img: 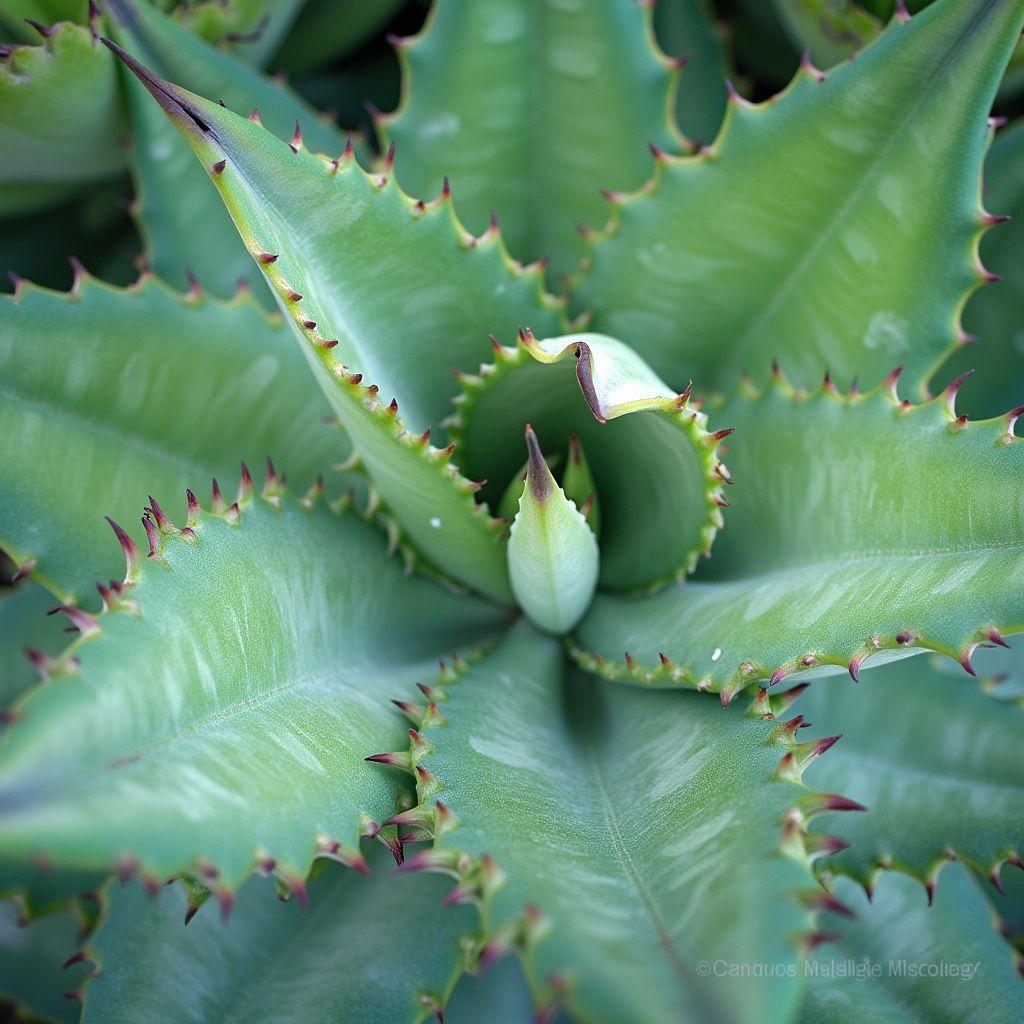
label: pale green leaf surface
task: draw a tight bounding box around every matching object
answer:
[383,0,680,277]
[109,53,565,598]
[798,655,1024,888]
[410,621,822,1024]
[82,845,476,1024]
[654,0,729,144]
[0,583,65,708]
[0,23,125,189]
[0,276,348,602]
[770,0,882,67]
[106,0,351,301]
[507,426,599,635]
[446,957,535,1024]
[171,0,307,66]
[0,489,508,891]
[577,0,1024,396]
[449,333,730,592]
[798,867,1024,1024]
[0,1,88,42]
[575,376,1024,699]
[0,899,86,1023]
[934,118,1024,418]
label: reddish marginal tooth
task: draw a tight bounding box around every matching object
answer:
[848,659,861,683]
[710,427,735,442]
[248,107,263,125]
[714,496,731,508]
[624,652,635,670]
[769,666,788,687]
[105,516,139,572]
[803,931,841,952]
[825,794,867,813]
[384,141,396,169]
[813,735,842,757]
[186,489,201,523]
[265,456,279,483]
[988,628,1011,648]
[414,199,426,212]
[257,252,278,264]
[25,18,53,37]
[441,176,451,199]
[289,121,303,153]
[894,0,910,21]
[815,893,855,918]
[387,399,399,415]
[895,631,913,645]
[211,478,226,513]
[141,515,161,557]
[147,495,172,532]
[659,652,672,668]
[212,159,226,175]
[959,651,977,677]
[648,141,667,160]
[302,320,317,330]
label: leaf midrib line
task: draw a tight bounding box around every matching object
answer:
[722,0,1002,374]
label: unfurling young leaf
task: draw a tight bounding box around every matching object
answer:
[507,425,599,635]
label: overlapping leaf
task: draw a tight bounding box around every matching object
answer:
[576,0,1024,395]
[797,654,1023,896]
[0,21,125,213]
[574,371,1024,701]
[368,622,857,1024]
[81,845,476,1024]
[0,486,508,900]
[448,331,732,591]
[800,866,1024,1023]
[936,118,1024,418]
[382,0,682,277]
[0,274,346,601]
[653,0,729,144]
[105,0,352,300]
[0,898,87,1022]
[110,50,566,597]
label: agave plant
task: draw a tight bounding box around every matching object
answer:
[1,0,1023,1021]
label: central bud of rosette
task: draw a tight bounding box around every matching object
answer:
[506,424,601,634]
[450,331,732,636]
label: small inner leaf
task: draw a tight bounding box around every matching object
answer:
[507,426,599,636]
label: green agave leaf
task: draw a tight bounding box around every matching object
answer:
[0,21,125,203]
[573,370,1024,702]
[770,0,883,67]
[934,118,1024,419]
[0,273,348,603]
[448,331,732,592]
[369,621,859,1024]
[170,0,306,66]
[0,1,88,43]
[381,0,682,277]
[576,0,1024,396]
[0,487,507,900]
[108,49,567,600]
[799,866,1024,1023]
[0,898,88,1022]
[445,957,535,1024]
[81,845,476,1024]
[654,0,729,145]
[988,865,1024,952]
[507,425,599,635]
[795,654,1023,898]
[105,0,352,301]
[0,583,66,709]
[272,0,407,77]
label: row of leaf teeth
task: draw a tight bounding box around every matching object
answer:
[5,465,445,919]
[444,326,735,586]
[362,666,865,1016]
[571,360,1024,702]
